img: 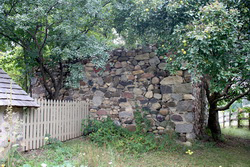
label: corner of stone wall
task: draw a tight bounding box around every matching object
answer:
[0,107,24,160]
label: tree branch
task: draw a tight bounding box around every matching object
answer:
[0,31,25,48]
[216,88,250,111]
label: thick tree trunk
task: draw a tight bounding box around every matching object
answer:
[208,104,221,141]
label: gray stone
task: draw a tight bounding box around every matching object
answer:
[149,56,160,66]
[171,115,183,122]
[149,52,156,58]
[133,88,143,95]
[173,83,192,94]
[120,75,127,81]
[148,85,154,91]
[167,101,176,107]
[146,66,157,73]
[160,76,183,85]
[142,45,151,53]
[118,56,129,61]
[151,103,161,111]
[158,63,167,70]
[153,89,161,94]
[162,94,171,102]
[135,53,150,60]
[186,133,196,141]
[185,112,194,122]
[149,98,158,103]
[114,120,121,126]
[97,78,104,85]
[113,76,120,86]
[154,93,162,99]
[120,81,133,87]
[93,90,104,107]
[160,85,172,94]
[116,69,123,75]
[119,111,134,119]
[145,91,153,98]
[93,96,103,107]
[175,123,193,133]
[159,121,167,127]
[176,100,193,112]
[152,77,160,84]
[138,61,145,66]
[171,94,183,101]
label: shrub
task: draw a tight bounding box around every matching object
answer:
[82,117,180,154]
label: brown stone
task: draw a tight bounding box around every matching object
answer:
[133,70,144,75]
[160,76,183,85]
[127,75,135,80]
[141,73,154,79]
[115,61,122,68]
[97,110,107,116]
[80,81,86,86]
[123,92,134,99]
[125,125,136,132]
[159,109,169,116]
[152,77,160,84]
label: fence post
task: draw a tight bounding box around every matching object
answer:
[248,112,250,131]
[229,110,231,127]
[222,112,225,128]
[237,110,241,128]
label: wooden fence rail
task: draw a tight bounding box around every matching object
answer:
[22,99,89,151]
[219,110,250,130]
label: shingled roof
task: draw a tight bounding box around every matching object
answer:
[0,68,39,107]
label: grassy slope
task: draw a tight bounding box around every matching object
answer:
[20,132,250,167]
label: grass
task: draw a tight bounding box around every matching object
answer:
[5,127,250,167]
[222,127,250,139]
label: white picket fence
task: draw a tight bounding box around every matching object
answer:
[22,99,89,151]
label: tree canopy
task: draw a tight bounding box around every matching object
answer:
[0,0,116,99]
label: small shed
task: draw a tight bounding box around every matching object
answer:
[0,68,39,160]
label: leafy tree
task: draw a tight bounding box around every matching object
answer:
[163,1,250,140]
[0,0,114,99]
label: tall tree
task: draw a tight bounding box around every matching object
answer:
[162,1,250,140]
[0,0,113,99]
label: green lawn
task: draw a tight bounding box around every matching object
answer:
[16,136,250,167]
[4,128,250,167]
[222,127,250,139]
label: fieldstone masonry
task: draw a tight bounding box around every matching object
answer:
[32,46,197,141]
[0,107,23,159]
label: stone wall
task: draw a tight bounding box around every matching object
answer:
[32,46,197,141]
[0,107,23,160]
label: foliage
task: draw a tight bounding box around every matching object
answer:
[111,0,209,47]
[164,1,249,92]
[82,117,181,154]
[134,106,151,133]
[0,0,116,99]
[0,48,27,90]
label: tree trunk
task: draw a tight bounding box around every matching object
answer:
[208,104,221,141]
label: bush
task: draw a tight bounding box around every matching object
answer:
[82,117,180,154]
